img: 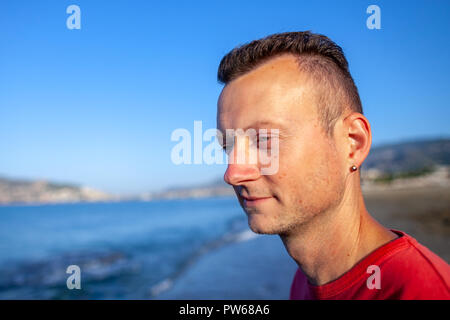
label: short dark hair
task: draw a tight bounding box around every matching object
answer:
[217,31,363,135]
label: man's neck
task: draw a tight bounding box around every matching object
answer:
[280,187,398,286]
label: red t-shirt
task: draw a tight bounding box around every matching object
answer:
[290,229,450,300]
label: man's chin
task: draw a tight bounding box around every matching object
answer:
[247,217,280,235]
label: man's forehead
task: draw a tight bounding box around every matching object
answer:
[217,99,297,138]
[217,68,314,132]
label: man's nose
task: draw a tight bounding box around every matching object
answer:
[224,163,260,186]
[223,137,260,186]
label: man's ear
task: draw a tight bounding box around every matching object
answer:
[343,112,372,170]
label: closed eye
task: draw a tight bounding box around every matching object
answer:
[257,135,271,149]
[221,143,233,155]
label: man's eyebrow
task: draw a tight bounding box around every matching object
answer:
[243,120,288,131]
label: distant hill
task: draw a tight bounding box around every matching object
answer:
[0,177,112,205]
[363,138,450,173]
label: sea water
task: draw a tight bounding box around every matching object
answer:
[0,197,256,299]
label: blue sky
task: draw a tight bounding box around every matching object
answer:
[1,0,449,194]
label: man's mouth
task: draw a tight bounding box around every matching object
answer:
[241,195,273,207]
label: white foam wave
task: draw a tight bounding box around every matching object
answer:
[233,229,259,243]
[150,278,173,297]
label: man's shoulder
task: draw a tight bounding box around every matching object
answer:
[378,230,450,298]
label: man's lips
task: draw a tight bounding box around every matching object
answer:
[241,195,273,206]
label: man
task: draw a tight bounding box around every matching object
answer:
[216,31,449,299]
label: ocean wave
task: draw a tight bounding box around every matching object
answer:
[0,250,139,298]
[149,227,260,298]
[231,229,259,243]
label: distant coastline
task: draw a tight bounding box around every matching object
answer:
[1,137,449,205]
[0,178,113,206]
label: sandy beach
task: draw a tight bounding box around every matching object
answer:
[364,185,450,262]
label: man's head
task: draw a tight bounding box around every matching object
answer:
[216,31,372,235]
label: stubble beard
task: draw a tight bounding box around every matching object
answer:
[245,185,346,236]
